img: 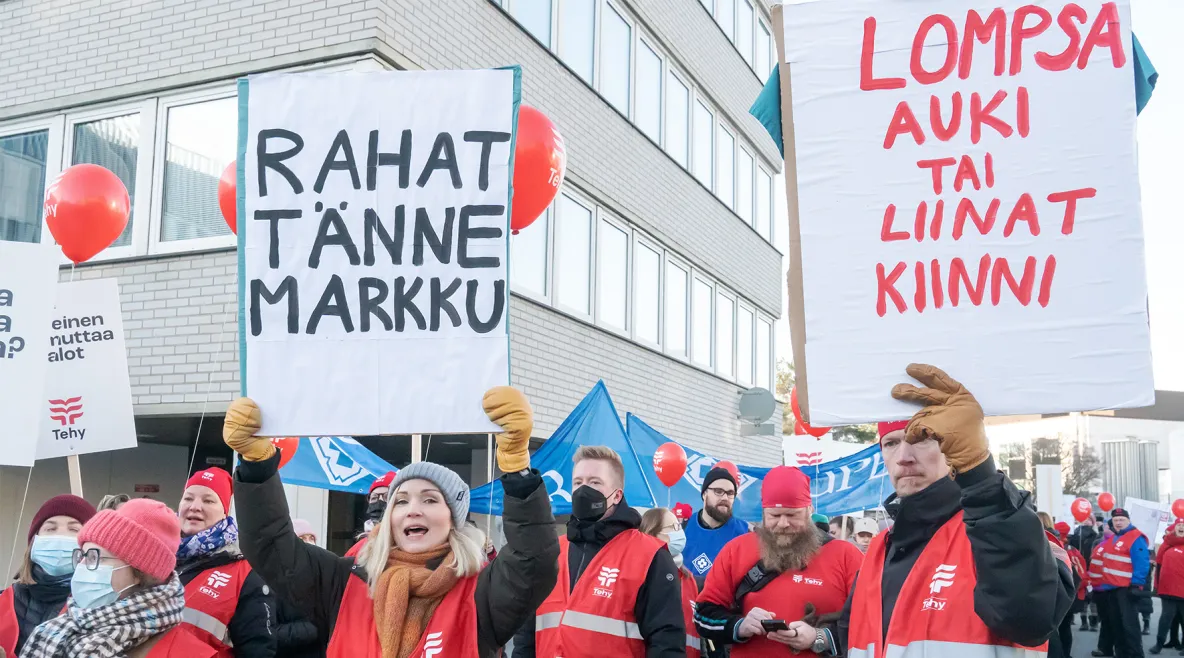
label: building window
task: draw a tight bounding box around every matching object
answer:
[738,1,755,66]
[0,130,49,244]
[512,0,553,47]
[665,261,688,357]
[600,4,632,116]
[665,72,690,167]
[510,207,549,297]
[737,147,753,227]
[72,114,140,248]
[757,317,771,390]
[636,39,663,144]
[691,276,713,368]
[756,167,771,240]
[692,100,714,189]
[737,305,753,386]
[716,0,735,41]
[700,0,714,13]
[159,97,235,242]
[597,217,629,331]
[555,194,593,315]
[558,0,596,83]
[757,20,772,81]
[772,171,785,248]
[634,241,661,345]
[716,125,735,210]
[716,292,734,378]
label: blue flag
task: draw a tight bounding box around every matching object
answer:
[277,436,398,494]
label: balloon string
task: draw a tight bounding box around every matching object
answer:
[6,466,34,579]
[185,306,236,480]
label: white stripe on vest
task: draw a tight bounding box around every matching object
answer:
[182,607,233,646]
[535,610,643,640]
[850,640,1046,658]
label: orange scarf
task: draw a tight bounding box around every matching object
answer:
[372,544,459,658]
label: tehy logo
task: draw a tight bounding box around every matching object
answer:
[201,471,217,483]
[793,574,803,583]
[796,451,824,467]
[207,571,231,589]
[423,631,443,658]
[49,397,83,426]
[792,573,823,586]
[598,566,620,588]
[921,596,947,612]
[929,564,956,594]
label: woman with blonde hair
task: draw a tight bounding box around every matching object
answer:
[640,507,701,657]
[223,386,559,657]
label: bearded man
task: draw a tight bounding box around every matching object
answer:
[694,466,862,657]
[684,466,752,590]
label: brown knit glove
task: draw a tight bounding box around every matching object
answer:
[483,386,533,473]
[890,364,989,475]
[223,397,275,462]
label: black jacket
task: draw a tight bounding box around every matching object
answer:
[835,458,1074,653]
[512,500,686,658]
[175,548,277,658]
[276,595,323,658]
[1070,524,1101,565]
[5,566,70,655]
[234,451,559,658]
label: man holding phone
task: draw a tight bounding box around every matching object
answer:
[694,466,862,656]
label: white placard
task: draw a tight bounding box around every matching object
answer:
[0,242,60,466]
[1123,496,1171,539]
[1034,464,1063,518]
[781,0,1152,424]
[37,279,137,459]
[241,69,518,436]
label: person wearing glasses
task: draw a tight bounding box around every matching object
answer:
[0,495,95,657]
[684,466,751,591]
[20,499,216,657]
[641,507,701,658]
[345,471,396,558]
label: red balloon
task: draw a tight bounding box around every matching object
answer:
[1172,499,1184,520]
[270,437,300,469]
[653,442,688,488]
[1098,492,1115,512]
[793,420,808,436]
[218,161,237,234]
[511,105,566,234]
[44,164,130,264]
[1071,497,1092,522]
[790,386,831,438]
[714,460,741,483]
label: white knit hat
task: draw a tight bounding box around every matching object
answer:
[391,462,470,528]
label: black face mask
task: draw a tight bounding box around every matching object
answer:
[572,485,614,522]
[365,500,386,522]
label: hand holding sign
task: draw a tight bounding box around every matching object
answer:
[44,164,130,264]
[224,397,274,462]
[482,386,533,473]
[891,364,989,475]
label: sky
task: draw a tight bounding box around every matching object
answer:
[774,0,1184,393]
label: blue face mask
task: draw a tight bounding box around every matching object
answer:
[31,535,77,577]
[667,528,687,558]
[71,564,132,609]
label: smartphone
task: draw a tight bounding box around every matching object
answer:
[761,619,790,633]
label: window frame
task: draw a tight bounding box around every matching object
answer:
[507,0,555,48]
[736,145,754,227]
[664,66,692,169]
[757,18,773,81]
[735,302,755,387]
[634,34,665,147]
[738,0,755,67]
[631,230,664,350]
[715,123,736,210]
[0,115,65,249]
[663,256,691,362]
[690,272,715,371]
[552,190,596,321]
[598,0,634,119]
[756,314,774,391]
[715,0,736,43]
[556,0,597,84]
[594,208,632,337]
[714,286,737,380]
[756,165,772,241]
[691,96,715,191]
[509,204,554,304]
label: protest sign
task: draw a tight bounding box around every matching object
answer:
[240,69,519,436]
[775,0,1153,425]
[1124,496,1172,539]
[0,242,59,466]
[37,278,136,460]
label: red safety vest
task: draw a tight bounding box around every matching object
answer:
[679,569,701,658]
[1101,528,1145,588]
[848,511,1048,658]
[140,626,221,658]
[325,569,480,657]
[1067,547,1088,601]
[346,537,368,558]
[1088,543,1106,589]
[179,560,253,656]
[0,587,17,658]
[1158,544,1184,599]
[535,531,663,658]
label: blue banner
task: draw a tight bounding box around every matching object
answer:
[278,436,397,494]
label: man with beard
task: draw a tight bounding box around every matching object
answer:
[684,466,753,589]
[694,466,862,656]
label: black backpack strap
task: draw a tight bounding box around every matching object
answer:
[732,562,780,611]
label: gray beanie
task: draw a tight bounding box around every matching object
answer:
[391,462,470,528]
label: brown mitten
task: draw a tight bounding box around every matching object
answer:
[223,397,275,462]
[890,364,989,474]
[482,387,533,473]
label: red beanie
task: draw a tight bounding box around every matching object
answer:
[185,468,233,513]
[370,471,396,495]
[762,466,812,509]
[78,499,180,582]
[28,494,97,544]
[1054,521,1071,540]
[672,503,693,523]
[878,421,909,440]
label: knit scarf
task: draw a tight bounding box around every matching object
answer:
[21,573,186,658]
[372,545,459,658]
[177,516,239,560]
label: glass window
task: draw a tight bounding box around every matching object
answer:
[700,0,714,12]
[72,114,140,248]
[0,130,49,244]
[160,97,236,242]
[665,73,690,167]
[691,277,712,367]
[757,318,771,390]
[716,0,735,41]
[757,20,772,80]
[738,1,754,65]
[737,306,753,386]
[636,40,663,144]
[555,194,592,314]
[773,172,786,249]
[634,243,660,345]
[600,5,632,115]
[756,167,771,240]
[597,219,629,331]
[510,207,549,296]
[692,100,713,188]
[737,148,753,226]
[558,0,596,83]
[716,293,734,377]
[716,126,734,209]
[513,0,552,47]
[665,262,688,357]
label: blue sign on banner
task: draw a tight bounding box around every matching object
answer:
[277,436,398,495]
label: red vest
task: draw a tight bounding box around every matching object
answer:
[143,626,221,658]
[1101,528,1145,588]
[848,511,1048,658]
[535,531,663,658]
[180,561,253,657]
[679,570,701,658]
[1067,547,1088,600]
[1158,544,1184,599]
[0,587,17,658]
[1088,543,1106,589]
[346,537,368,558]
[326,570,481,658]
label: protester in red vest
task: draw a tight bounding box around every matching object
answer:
[695,466,861,656]
[641,507,700,657]
[346,472,398,559]
[175,467,276,657]
[1151,520,1184,654]
[224,387,559,658]
[21,499,217,657]
[833,364,1073,658]
[1096,507,1149,658]
[0,494,95,657]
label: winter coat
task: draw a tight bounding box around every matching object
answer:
[5,566,70,655]
[275,595,324,658]
[511,499,686,658]
[1070,524,1101,566]
[175,547,277,658]
[233,451,559,658]
[834,457,1075,652]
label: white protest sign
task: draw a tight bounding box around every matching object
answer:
[779,0,1152,425]
[241,69,518,436]
[0,242,59,466]
[1124,496,1172,539]
[37,278,136,459]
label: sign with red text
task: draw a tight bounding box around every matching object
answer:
[778,0,1152,425]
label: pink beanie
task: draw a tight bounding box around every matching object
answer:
[77,499,180,582]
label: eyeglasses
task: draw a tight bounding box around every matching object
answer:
[707,487,736,499]
[661,522,680,533]
[370,491,389,503]
[71,548,121,571]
